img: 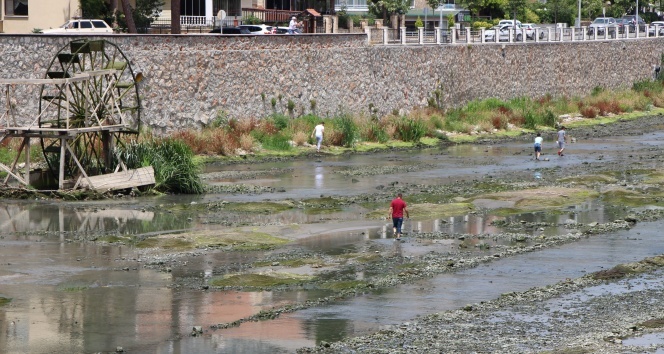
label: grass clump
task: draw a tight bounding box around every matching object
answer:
[119,138,204,194]
[0,297,11,306]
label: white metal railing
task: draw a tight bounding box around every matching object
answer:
[368,25,663,45]
[180,15,213,26]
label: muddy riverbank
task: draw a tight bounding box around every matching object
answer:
[3,115,664,353]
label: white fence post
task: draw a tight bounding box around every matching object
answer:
[571,27,575,42]
[548,27,552,42]
[401,27,407,45]
[480,28,485,43]
[466,28,471,43]
[383,27,389,45]
[451,27,456,43]
[365,26,372,44]
[582,26,586,41]
[435,26,441,44]
[418,27,424,44]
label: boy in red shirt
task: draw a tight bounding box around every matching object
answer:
[388,193,409,240]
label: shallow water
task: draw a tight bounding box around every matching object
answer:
[1,131,664,353]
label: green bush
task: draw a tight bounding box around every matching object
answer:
[472,21,493,30]
[260,133,292,151]
[244,15,262,25]
[270,113,290,130]
[396,117,426,142]
[633,79,663,93]
[523,111,537,129]
[120,138,204,194]
[334,113,358,147]
[543,109,556,127]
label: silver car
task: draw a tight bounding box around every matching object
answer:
[587,17,617,36]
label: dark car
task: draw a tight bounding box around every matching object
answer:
[621,15,646,32]
[209,27,250,34]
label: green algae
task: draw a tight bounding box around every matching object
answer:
[209,272,313,288]
[136,230,288,251]
[559,174,618,185]
[223,201,294,214]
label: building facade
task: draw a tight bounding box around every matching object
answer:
[2,0,79,33]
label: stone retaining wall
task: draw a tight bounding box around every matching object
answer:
[0,34,662,134]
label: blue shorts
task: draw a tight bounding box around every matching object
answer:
[534,144,541,152]
[392,217,404,234]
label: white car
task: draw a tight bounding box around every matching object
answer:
[648,21,664,36]
[237,24,273,35]
[521,23,536,39]
[484,24,525,42]
[41,19,113,34]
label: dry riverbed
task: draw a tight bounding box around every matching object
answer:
[108,115,664,352]
[4,115,664,352]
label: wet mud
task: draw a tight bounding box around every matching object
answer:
[3,116,664,353]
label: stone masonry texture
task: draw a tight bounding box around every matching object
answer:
[0,34,662,134]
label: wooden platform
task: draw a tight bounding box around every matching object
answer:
[76,166,155,191]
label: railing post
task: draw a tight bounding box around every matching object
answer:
[401,27,407,44]
[466,27,471,43]
[383,26,389,45]
[535,28,539,43]
[509,28,513,43]
[365,26,372,44]
[548,27,552,42]
[435,27,441,44]
[451,27,456,43]
[635,23,640,38]
[570,27,575,42]
[625,25,629,39]
[480,28,485,43]
[656,25,660,38]
[418,27,424,44]
[582,26,586,41]
[522,28,526,42]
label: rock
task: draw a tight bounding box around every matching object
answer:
[588,222,599,227]
[191,326,203,336]
[624,215,637,223]
[271,262,280,266]
[116,347,124,353]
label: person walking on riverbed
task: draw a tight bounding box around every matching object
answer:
[311,122,324,153]
[534,132,543,161]
[557,126,567,156]
[388,193,409,240]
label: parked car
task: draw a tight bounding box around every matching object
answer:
[521,23,536,39]
[648,21,664,36]
[237,24,273,34]
[484,24,525,42]
[621,15,646,31]
[41,19,113,34]
[209,27,250,34]
[616,18,631,34]
[498,19,522,27]
[587,17,617,36]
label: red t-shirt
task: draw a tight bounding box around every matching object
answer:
[390,198,407,218]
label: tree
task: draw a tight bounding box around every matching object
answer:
[171,0,181,34]
[80,0,106,18]
[120,0,137,33]
[133,0,165,32]
[367,0,411,27]
[505,0,526,21]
